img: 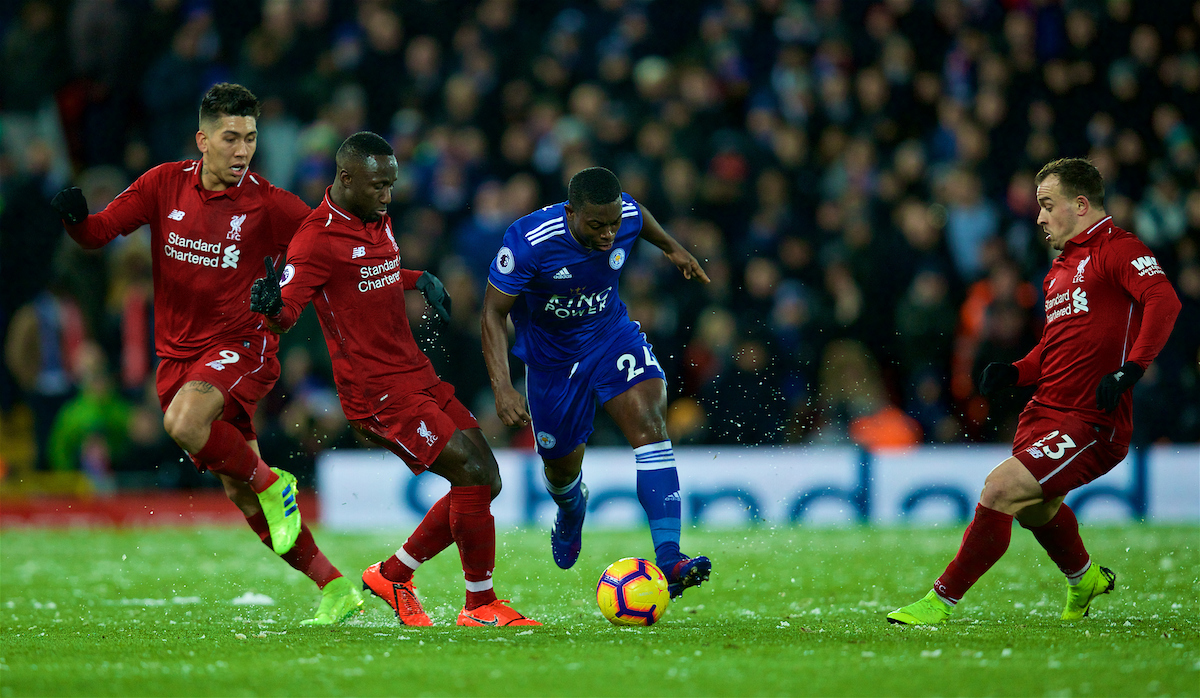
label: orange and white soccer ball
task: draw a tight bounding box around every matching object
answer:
[596,557,669,626]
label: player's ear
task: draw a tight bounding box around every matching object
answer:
[195,129,208,154]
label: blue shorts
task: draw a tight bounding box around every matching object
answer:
[526,326,665,460]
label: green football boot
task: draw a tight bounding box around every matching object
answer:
[258,467,301,554]
[1062,564,1116,620]
[887,589,955,626]
[300,576,365,626]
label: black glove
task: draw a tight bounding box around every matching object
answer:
[978,362,1019,397]
[415,271,452,324]
[51,187,88,224]
[1096,361,1144,412]
[250,257,283,317]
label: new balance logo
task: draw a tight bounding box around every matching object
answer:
[221,244,240,269]
[168,209,186,221]
[352,246,366,259]
[1131,255,1164,277]
[553,267,572,280]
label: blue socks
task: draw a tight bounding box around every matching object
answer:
[634,440,682,565]
[546,472,585,515]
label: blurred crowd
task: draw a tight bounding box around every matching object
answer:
[2,0,1198,489]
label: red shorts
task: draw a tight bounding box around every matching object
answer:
[350,380,478,474]
[1012,403,1129,500]
[156,342,280,441]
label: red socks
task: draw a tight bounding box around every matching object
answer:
[1022,504,1090,578]
[934,503,1014,604]
[450,485,497,610]
[246,513,341,588]
[381,495,455,583]
[193,421,277,493]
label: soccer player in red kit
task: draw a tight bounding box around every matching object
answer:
[250,131,540,627]
[50,83,364,626]
[888,158,1181,626]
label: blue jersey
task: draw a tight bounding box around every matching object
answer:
[488,193,644,370]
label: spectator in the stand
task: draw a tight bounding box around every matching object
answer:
[698,334,788,445]
[46,342,129,485]
[7,0,1199,453]
[5,276,87,470]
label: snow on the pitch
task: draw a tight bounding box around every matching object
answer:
[230,592,275,605]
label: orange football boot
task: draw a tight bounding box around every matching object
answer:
[361,562,433,626]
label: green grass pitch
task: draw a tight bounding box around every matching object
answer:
[1,524,1196,696]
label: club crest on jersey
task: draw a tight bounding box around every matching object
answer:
[1073,255,1091,283]
[496,246,515,274]
[168,209,186,221]
[227,214,246,241]
[280,264,295,286]
[536,431,557,449]
[384,224,398,252]
[417,420,438,447]
[608,248,626,270]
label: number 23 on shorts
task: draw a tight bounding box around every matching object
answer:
[1029,429,1076,459]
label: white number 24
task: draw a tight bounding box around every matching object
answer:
[616,347,660,382]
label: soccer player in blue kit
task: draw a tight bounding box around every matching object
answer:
[481,167,713,599]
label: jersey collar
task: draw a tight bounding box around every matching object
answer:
[322,186,364,229]
[191,159,247,200]
[1066,215,1112,248]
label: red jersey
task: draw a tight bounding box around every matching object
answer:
[65,161,310,360]
[273,188,439,420]
[1013,216,1181,445]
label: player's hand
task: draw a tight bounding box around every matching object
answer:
[51,187,88,224]
[665,247,711,283]
[494,384,531,428]
[1095,361,1144,412]
[250,257,284,317]
[416,271,452,324]
[978,362,1018,397]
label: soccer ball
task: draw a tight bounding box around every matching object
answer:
[596,557,669,626]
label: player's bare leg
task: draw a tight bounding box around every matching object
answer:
[543,445,589,569]
[891,458,1050,625]
[605,378,710,599]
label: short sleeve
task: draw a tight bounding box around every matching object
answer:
[487,224,537,296]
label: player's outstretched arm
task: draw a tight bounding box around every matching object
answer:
[481,283,531,427]
[637,204,710,283]
[250,257,286,334]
